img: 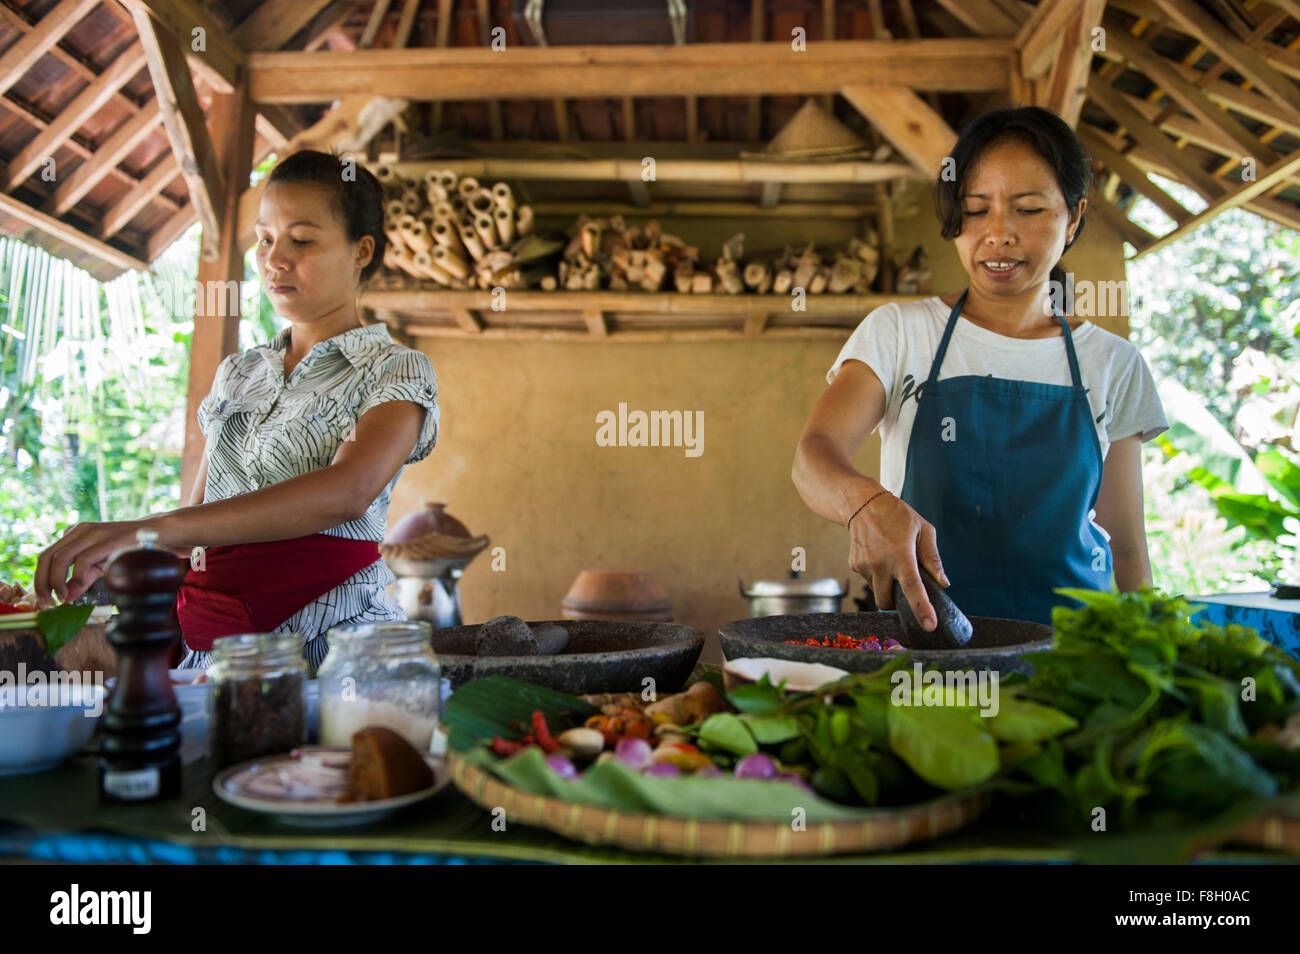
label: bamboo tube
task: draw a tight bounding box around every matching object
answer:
[743,261,771,290]
[404,220,433,254]
[384,226,408,256]
[456,176,481,199]
[426,183,448,206]
[451,194,467,212]
[402,189,422,214]
[413,251,457,285]
[773,268,794,294]
[475,214,499,251]
[691,272,713,293]
[492,182,516,212]
[580,222,601,259]
[433,201,456,221]
[432,244,470,279]
[396,213,417,234]
[516,204,534,236]
[468,188,494,216]
[459,224,486,261]
[431,218,466,254]
[494,206,516,245]
[386,199,406,222]
[386,245,430,280]
[435,169,458,191]
[418,211,436,230]
[540,276,558,291]
[809,266,829,294]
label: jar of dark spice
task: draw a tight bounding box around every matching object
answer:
[208,633,306,768]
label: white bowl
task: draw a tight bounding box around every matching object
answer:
[0,682,105,776]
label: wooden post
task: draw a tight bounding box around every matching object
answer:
[180,78,255,502]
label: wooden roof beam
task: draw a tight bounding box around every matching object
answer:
[247,40,1015,103]
[934,0,1020,36]
[1086,74,1227,200]
[0,190,149,272]
[1148,0,1300,120]
[117,0,243,93]
[1038,0,1105,126]
[1136,146,1300,257]
[128,4,225,260]
[45,102,163,214]
[0,0,101,98]
[1103,17,1276,163]
[1085,129,1300,234]
[233,0,339,51]
[1077,124,1194,225]
[1089,192,1158,250]
[841,85,957,178]
[1016,0,1088,80]
[2,41,148,190]
[475,0,505,140]
[98,154,180,239]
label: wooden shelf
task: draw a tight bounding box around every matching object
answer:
[361,288,931,342]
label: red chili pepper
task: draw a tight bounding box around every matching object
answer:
[0,601,26,615]
[491,736,523,756]
[531,710,562,754]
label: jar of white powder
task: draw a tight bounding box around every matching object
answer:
[317,621,441,751]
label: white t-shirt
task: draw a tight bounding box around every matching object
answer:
[828,296,1169,496]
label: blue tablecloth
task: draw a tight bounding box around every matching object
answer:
[1191,592,1300,658]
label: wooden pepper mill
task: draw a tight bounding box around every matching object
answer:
[99,528,187,804]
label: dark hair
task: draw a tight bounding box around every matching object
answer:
[265,149,387,284]
[934,107,1091,288]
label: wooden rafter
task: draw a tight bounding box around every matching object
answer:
[359,0,394,46]
[1077,125,1194,225]
[1086,74,1227,199]
[1137,146,1300,256]
[1103,16,1275,163]
[45,103,162,215]
[116,0,244,94]
[2,42,148,190]
[233,0,338,51]
[0,190,149,272]
[247,40,1016,103]
[99,154,181,240]
[128,4,225,261]
[1148,0,1300,119]
[934,0,1020,36]
[1016,0,1087,80]
[1039,0,1104,125]
[841,84,957,178]
[431,0,453,130]
[475,0,506,140]
[1089,191,1158,249]
[0,0,101,98]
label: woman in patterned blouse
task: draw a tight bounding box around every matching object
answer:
[34,150,440,669]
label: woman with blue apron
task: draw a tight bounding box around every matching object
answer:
[793,106,1166,629]
[899,289,1110,624]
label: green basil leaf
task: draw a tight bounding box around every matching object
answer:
[742,713,800,744]
[699,712,758,756]
[37,604,94,657]
[886,702,998,790]
[988,696,1079,743]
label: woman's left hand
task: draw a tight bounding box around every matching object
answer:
[32,519,157,608]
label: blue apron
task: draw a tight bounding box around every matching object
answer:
[898,291,1111,624]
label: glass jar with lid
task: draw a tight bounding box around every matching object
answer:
[317,622,441,752]
[208,633,307,768]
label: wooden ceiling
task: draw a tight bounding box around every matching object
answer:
[0,0,1298,281]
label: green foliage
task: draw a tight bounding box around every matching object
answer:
[1128,179,1300,593]
[1014,588,1300,828]
[0,234,200,586]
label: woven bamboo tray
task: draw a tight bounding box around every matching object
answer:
[449,753,990,858]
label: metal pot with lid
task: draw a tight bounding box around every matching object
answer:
[739,571,848,618]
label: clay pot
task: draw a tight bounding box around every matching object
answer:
[385,502,472,543]
[562,570,673,622]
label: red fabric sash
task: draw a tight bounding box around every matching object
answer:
[176,534,380,653]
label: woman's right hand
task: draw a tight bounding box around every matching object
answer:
[848,492,949,631]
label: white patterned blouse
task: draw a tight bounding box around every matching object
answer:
[177,321,439,670]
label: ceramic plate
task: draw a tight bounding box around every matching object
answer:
[212,746,449,827]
